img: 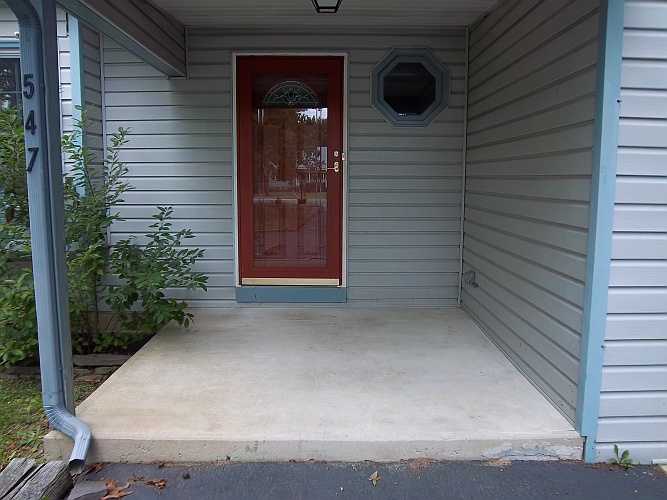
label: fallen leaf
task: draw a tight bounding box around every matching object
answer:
[369,470,381,486]
[100,478,132,499]
[84,462,103,475]
[154,461,166,469]
[131,473,144,482]
[145,478,168,491]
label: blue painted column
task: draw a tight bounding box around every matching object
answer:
[576,0,625,463]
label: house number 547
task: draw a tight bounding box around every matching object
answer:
[22,73,38,172]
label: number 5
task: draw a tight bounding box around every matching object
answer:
[23,73,34,99]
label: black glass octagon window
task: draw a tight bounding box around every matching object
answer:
[371,48,450,127]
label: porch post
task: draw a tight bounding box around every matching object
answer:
[576,0,625,463]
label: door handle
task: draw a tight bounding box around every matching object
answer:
[327,161,340,173]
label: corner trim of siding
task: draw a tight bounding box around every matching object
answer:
[576,0,624,463]
[68,16,83,132]
[457,27,470,307]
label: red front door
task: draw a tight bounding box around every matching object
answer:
[236,56,344,285]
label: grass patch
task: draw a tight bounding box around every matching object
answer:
[0,377,101,467]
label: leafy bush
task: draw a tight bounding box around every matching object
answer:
[0,268,38,365]
[0,108,208,364]
[106,206,208,336]
[61,115,133,352]
[0,105,28,228]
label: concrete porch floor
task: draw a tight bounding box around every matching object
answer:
[45,308,583,463]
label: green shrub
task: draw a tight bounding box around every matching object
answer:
[106,206,208,336]
[0,109,209,364]
[62,114,133,352]
[0,105,28,228]
[0,268,38,365]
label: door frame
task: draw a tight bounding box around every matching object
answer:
[232,52,349,289]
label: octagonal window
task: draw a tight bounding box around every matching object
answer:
[371,48,450,127]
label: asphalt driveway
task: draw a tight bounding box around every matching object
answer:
[73,460,667,499]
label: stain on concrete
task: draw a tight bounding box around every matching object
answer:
[483,442,582,461]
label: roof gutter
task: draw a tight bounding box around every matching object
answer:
[5,0,90,474]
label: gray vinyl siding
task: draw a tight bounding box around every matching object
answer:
[79,23,104,161]
[103,31,466,306]
[461,0,600,423]
[596,0,667,463]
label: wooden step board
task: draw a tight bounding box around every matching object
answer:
[0,458,71,500]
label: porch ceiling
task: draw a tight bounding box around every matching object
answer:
[149,0,500,30]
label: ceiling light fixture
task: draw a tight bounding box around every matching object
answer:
[311,0,342,13]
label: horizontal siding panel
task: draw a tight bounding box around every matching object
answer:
[465,223,586,286]
[613,176,667,204]
[464,249,583,333]
[468,68,597,127]
[117,203,231,221]
[470,16,598,106]
[350,233,460,247]
[469,0,598,87]
[466,150,594,177]
[467,96,596,148]
[350,163,462,178]
[347,260,454,274]
[595,442,667,464]
[606,314,667,341]
[622,30,667,59]
[602,340,667,366]
[110,232,234,247]
[599,392,667,418]
[124,134,229,150]
[348,219,461,234]
[346,286,456,301]
[126,164,231,177]
[349,273,459,288]
[621,60,667,89]
[349,191,460,206]
[349,150,462,164]
[618,120,667,148]
[601,366,667,392]
[597,417,667,442]
[466,265,581,358]
[467,124,595,163]
[608,261,667,286]
[349,206,459,220]
[466,177,591,202]
[349,246,460,261]
[612,205,667,232]
[623,1,667,30]
[466,192,590,229]
[619,89,667,119]
[607,288,667,314]
[466,207,588,255]
[118,149,230,163]
[617,148,667,176]
[120,190,232,206]
[352,178,460,192]
[106,106,228,121]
